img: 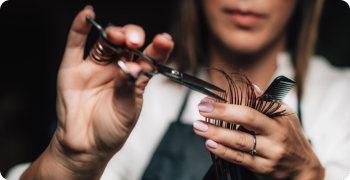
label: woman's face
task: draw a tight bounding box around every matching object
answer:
[203,0,297,54]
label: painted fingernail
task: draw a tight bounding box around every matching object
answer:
[129,31,141,45]
[201,98,215,103]
[84,5,93,10]
[193,121,208,132]
[162,32,172,41]
[207,140,218,149]
[115,26,125,34]
[198,102,214,112]
[131,68,142,78]
[253,84,262,95]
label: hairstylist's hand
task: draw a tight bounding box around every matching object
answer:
[194,95,325,180]
[21,6,173,180]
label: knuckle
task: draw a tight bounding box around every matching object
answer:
[215,104,226,117]
[236,133,248,148]
[245,108,258,123]
[276,129,289,143]
[220,146,228,157]
[211,126,220,139]
[274,146,286,160]
[232,151,245,164]
[261,163,274,175]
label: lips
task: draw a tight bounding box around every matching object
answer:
[223,8,266,27]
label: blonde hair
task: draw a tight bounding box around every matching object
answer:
[169,0,324,99]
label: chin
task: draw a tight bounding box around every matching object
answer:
[222,33,267,54]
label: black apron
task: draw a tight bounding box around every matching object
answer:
[142,89,212,180]
[142,88,304,180]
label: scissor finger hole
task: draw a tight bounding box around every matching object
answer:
[117,60,138,82]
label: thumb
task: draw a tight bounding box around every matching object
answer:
[61,5,95,68]
[113,61,142,121]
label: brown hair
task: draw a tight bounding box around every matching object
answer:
[169,0,324,99]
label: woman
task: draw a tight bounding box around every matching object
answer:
[8,0,350,179]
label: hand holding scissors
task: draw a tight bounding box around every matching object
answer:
[22,6,186,179]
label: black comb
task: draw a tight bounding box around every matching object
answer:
[261,75,295,102]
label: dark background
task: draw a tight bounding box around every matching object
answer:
[0,0,349,177]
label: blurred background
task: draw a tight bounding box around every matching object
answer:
[0,0,349,177]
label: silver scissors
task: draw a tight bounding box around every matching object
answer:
[86,16,227,102]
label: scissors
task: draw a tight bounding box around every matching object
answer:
[86,16,227,102]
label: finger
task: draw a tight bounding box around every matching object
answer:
[113,61,142,120]
[133,33,173,93]
[62,5,95,67]
[105,26,126,45]
[193,120,270,157]
[277,103,311,147]
[124,24,146,49]
[85,25,131,64]
[197,102,278,134]
[137,33,174,72]
[105,25,135,61]
[205,139,267,170]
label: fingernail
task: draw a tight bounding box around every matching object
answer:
[115,26,125,34]
[162,32,172,41]
[84,5,93,10]
[129,31,141,45]
[198,102,214,112]
[201,98,215,103]
[207,140,218,149]
[253,84,262,95]
[131,68,142,78]
[193,121,208,132]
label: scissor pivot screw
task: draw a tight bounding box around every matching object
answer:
[171,70,180,76]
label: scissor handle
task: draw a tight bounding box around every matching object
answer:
[86,16,157,67]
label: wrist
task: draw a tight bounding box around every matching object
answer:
[295,157,325,180]
[21,139,110,180]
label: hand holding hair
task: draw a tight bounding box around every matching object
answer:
[194,72,325,180]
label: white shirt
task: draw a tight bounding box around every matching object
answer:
[7,53,350,180]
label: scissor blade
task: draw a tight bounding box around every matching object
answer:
[156,65,226,93]
[181,72,225,92]
[170,78,227,102]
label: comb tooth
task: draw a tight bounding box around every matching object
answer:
[275,84,294,87]
[271,91,290,94]
[275,85,294,89]
[272,92,289,95]
[271,88,293,92]
[271,88,292,92]
[270,91,289,95]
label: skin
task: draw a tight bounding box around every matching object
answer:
[194,0,325,179]
[21,6,174,180]
[21,0,325,179]
[203,0,297,89]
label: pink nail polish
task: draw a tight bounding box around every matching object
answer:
[253,84,262,95]
[84,5,93,10]
[115,26,125,34]
[129,31,141,45]
[207,140,218,149]
[131,69,141,78]
[193,121,208,132]
[162,32,172,41]
[198,102,214,112]
[201,98,215,103]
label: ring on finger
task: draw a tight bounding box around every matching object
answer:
[90,39,116,65]
[250,133,257,155]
